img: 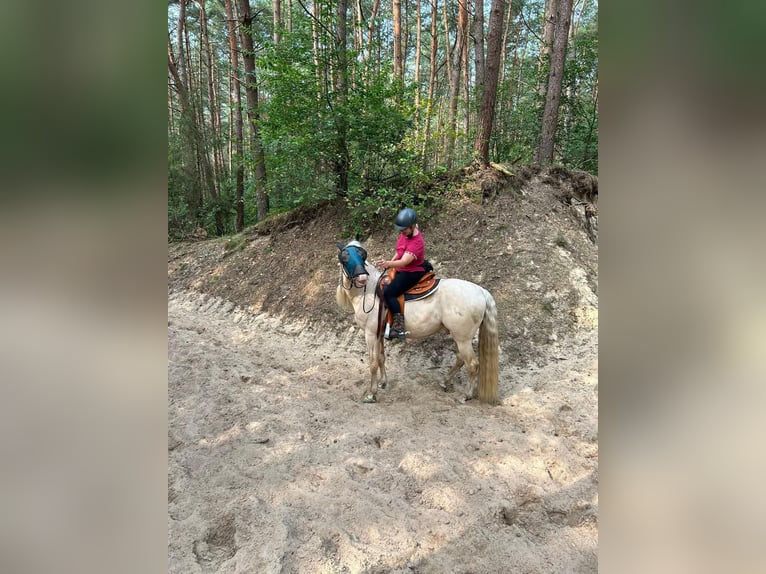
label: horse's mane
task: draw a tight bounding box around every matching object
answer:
[335,283,354,312]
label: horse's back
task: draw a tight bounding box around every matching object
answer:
[407,277,489,338]
[438,278,490,314]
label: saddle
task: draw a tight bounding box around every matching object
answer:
[376,264,440,335]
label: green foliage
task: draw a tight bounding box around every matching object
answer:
[493,56,546,164]
[486,1,598,175]
[258,28,426,233]
[203,192,237,237]
[258,32,341,208]
[342,173,448,237]
[224,235,246,252]
[559,24,599,174]
[345,76,417,190]
[343,187,414,235]
[168,136,196,240]
[168,188,193,241]
[166,0,599,238]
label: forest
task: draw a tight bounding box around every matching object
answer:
[168,0,598,239]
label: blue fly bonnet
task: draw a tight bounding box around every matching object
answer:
[337,240,368,280]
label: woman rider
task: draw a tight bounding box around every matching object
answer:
[375,208,427,339]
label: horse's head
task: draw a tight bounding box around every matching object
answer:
[337,240,369,288]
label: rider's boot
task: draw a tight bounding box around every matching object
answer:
[389,313,407,339]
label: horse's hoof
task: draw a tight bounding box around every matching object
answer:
[440,382,454,392]
[363,394,377,403]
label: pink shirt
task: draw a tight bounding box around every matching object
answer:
[395,231,426,272]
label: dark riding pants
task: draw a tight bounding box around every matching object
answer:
[383,270,426,315]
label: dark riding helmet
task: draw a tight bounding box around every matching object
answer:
[394,208,417,231]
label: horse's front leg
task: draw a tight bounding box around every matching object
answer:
[376,337,387,390]
[362,330,381,403]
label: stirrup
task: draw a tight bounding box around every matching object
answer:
[386,329,406,340]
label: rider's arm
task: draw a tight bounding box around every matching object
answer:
[379,252,414,269]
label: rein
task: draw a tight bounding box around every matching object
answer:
[361,280,372,313]
[339,265,382,315]
[372,272,386,312]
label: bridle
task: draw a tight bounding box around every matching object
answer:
[339,265,368,290]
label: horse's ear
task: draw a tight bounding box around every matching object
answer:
[354,233,360,242]
[336,241,345,251]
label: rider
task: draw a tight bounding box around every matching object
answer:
[375,208,427,340]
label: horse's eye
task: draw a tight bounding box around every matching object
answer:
[339,250,349,263]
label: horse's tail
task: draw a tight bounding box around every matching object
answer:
[478,289,499,404]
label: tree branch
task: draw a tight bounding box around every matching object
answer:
[294,0,338,42]
[518,8,543,45]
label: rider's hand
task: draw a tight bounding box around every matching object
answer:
[376,259,387,269]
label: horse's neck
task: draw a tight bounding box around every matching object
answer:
[366,265,381,286]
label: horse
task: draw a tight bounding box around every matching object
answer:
[335,240,499,404]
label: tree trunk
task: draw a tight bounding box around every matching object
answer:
[537,0,573,164]
[335,0,350,194]
[514,22,527,119]
[498,0,513,83]
[473,0,485,99]
[224,0,246,231]
[442,0,452,107]
[581,81,597,167]
[421,0,439,168]
[169,2,222,228]
[354,0,364,53]
[473,0,507,166]
[196,0,224,235]
[538,0,557,96]
[168,40,201,223]
[176,0,187,87]
[442,0,465,169]
[366,0,380,65]
[168,81,175,135]
[288,0,293,32]
[445,0,468,168]
[463,21,470,142]
[273,0,282,43]
[312,0,322,98]
[414,0,422,109]
[403,0,410,73]
[571,0,586,47]
[238,0,269,220]
[393,0,403,82]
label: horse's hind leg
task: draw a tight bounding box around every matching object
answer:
[454,338,479,401]
[440,357,464,392]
